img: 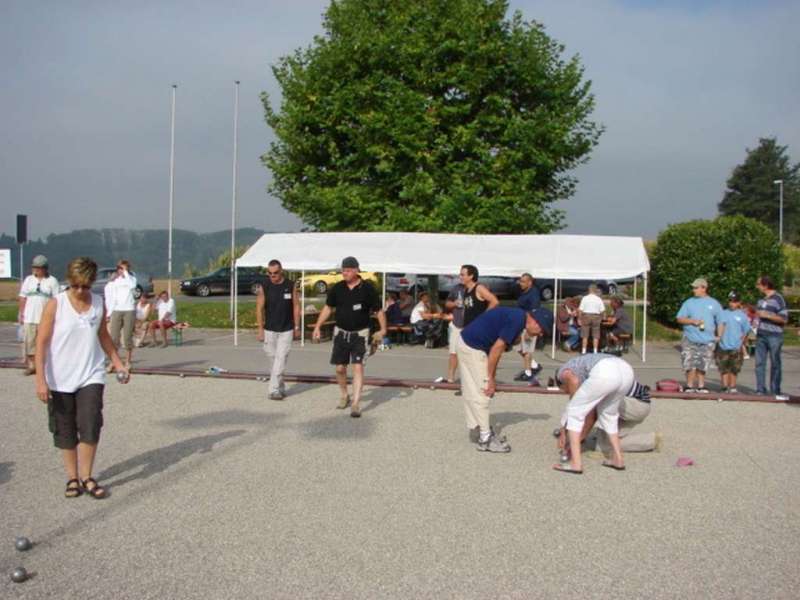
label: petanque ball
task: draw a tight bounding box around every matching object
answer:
[429,385,435,390]
[15,537,32,552]
[10,567,28,583]
[179,373,185,378]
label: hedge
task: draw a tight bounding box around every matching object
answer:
[650,216,783,323]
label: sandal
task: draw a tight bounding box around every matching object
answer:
[65,478,83,498]
[81,477,107,499]
[552,464,583,475]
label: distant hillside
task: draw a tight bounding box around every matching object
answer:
[0,228,271,278]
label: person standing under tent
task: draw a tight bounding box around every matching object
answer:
[313,257,387,418]
[754,275,788,397]
[106,260,138,371]
[461,264,499,329]
[457,307,553,452]
[17,254,60,375]
[578,283,605,355]
[255,259,300,400]
[552,353,637,474]
[514,273,543,382]
[34,257,129,499]
[675,278,723,393]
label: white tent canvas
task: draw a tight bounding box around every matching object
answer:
[234,232,650,359]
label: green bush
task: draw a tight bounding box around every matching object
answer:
[650,216,783,323]
[783,244,800,287]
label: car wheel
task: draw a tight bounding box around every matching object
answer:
[250,282,260,295]
[540,286,554,302]
[314,281,327,295]
[607,283,618,296]
[133,286,143,300]
[197,284,211,297]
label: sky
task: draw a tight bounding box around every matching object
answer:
[1,0,798,241]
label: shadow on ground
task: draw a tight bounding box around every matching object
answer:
[493,411,551,436]
[161,409,282,429]
[97,430,246,488]
[0,461,14,485]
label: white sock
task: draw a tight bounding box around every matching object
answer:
[524,369,532,376]
[479,429,492,442]
[530,360,539,369]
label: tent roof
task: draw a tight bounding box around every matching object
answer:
[236,232,649,280]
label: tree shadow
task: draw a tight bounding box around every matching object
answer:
[0,461,14,485]
[97,430,246,488]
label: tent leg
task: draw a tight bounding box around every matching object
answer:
[551,278,558,360]
[301,270,305,348]
[632,277,638,346]
[233,262,239,346]
[642,273,648,363]
[382,272,386,307]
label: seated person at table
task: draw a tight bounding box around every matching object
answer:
[604,296,632,351]
[384,292,406,326]
[557,297,581,351]
[410,291,444,348]
[397,289,414,323]
[146,291,177,347]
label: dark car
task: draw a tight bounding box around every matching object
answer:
[180,267,263,297]
[534,279,619,302]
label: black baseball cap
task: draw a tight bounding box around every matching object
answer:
[728,290,740,301]
[341,256,359,269]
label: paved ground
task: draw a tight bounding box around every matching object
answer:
[2,364,800,598]
[2,323,798,395]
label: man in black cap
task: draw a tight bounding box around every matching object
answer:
[456,306,553,452]
[313,256,387,417]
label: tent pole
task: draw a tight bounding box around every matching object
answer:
[382,272,386,306]
[642,272,648,363]
[233,261,239,346]
[551,278,558,359]
[632,277,638,346]
[301,270,305,348]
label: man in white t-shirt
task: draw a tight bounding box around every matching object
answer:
[147,291,177,347]
[578,283,605,355]
[17,255,60,375]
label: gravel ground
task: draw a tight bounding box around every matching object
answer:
[1,369,799,599]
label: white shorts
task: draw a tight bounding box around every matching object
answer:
[561,357,634,435]
[448,323,462,355]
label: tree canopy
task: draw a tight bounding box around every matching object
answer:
[261,0,602,233]
[718,137,799,243]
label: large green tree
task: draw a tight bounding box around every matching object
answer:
[261,0,601,233]
[719,137,799,243]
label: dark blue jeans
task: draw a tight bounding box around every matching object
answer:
[755,333,783,395]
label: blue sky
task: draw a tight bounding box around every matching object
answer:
[1,0,798,241]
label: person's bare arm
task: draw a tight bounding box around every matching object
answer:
[98,307,127,378]
[373,309,387,342]
[18,296,26,323]
[255,286,265,341]
[477,284,499,310]
[313,305,333,341]
[484,338,507,396]
[758,310,787,325]
[34,299,56,402]
[292,285,301,339]
[676,317,701,326]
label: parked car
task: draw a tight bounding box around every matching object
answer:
[299,271,380,295]
[386,273,517,299]
[534,278,618,302]
[60,267,154,299]
[180,267,263,297]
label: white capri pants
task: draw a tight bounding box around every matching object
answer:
[448,323,462,355]
[561,357,634,435]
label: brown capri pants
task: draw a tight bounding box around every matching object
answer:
[48,384,105,449]
[110,310,136,350]
[580,313,602,340]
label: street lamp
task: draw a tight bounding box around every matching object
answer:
[773,179,784,243]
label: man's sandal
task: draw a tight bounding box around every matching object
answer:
[81,477,107,499]
[65,478,83,498]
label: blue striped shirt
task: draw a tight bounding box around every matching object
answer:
[756,292,788,336]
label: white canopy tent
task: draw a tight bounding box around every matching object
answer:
[234,232,651,360]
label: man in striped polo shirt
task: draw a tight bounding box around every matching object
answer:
[754,275,788,397]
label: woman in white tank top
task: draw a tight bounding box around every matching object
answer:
[34,257,130,499]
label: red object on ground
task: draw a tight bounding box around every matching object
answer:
[675,457,695,467]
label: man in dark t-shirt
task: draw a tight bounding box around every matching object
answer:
[313,256,387,417]
[457,306,553,452]
[256,259,300,400]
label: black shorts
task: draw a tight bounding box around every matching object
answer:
[48,384,105,449]
[330,330,368,366]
